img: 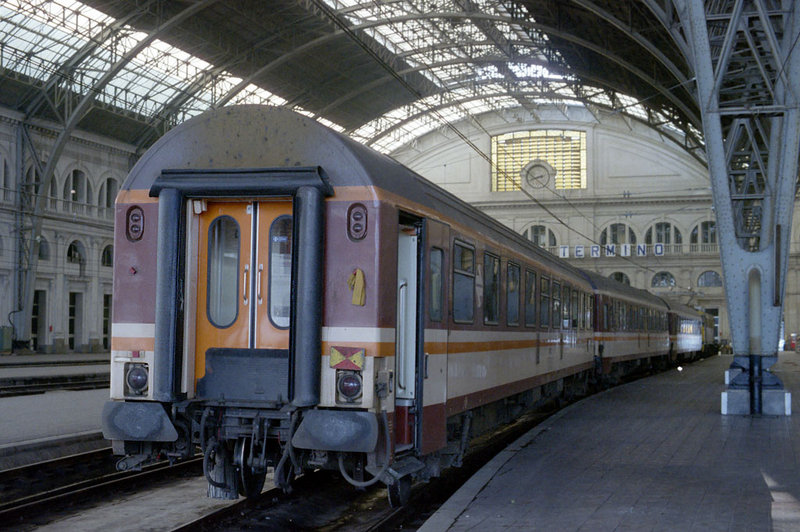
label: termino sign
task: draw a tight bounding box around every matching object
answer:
[558,244,665,259]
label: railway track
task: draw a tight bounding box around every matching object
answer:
[0,374,110,397]
[0,359,109,368]
[173,407,557,532]
[0,449,202,528]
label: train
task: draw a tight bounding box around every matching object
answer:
[101,105,715,506]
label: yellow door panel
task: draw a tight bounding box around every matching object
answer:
[255,201,293,350]
[195,202,253,379]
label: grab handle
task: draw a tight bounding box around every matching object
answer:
[257,264,264,304]
[243,264,249,305]
[397,280,408,391]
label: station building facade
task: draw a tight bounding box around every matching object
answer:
[0,108,134,352]
[3,102,800,351]
[390,104,797,346]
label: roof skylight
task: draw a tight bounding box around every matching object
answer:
[0,0,698,156]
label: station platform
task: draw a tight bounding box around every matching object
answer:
[422,353,800,531]
[0,352,110,469]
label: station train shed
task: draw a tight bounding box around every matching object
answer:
[0,0,798,416]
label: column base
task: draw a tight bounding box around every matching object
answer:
[722,389,791,416]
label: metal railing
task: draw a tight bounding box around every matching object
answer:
[0,187,114,220]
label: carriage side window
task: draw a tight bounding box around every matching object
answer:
[207,216,240,328]
[453,242,475,323]
[562,284,571,329]
[525,269,536,327]
[269,216,293,328]
[572,289,579,328]
[540,277,550,328]
[484,253,500,325]
[620,303,627,331]
[507,262,520,326]
[582,294,588,329]
[552,281,561,329]
[430,248,444,322]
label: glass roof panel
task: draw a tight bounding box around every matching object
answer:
[0,0,697,156]
[0,0,311,127]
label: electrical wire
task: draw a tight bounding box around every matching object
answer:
[311,1,712,276]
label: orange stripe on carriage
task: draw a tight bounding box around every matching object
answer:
[111,336,155,351]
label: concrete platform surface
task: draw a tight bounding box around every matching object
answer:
[422,353,800,532]
[0,388,108,447]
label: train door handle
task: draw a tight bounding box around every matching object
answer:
[397,280,408,391]
[243,264,249,305]
[256,264,264,304]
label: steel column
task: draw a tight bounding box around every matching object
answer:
[676,0,800,415]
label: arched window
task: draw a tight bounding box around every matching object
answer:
[63,169,92,214]
[27,166,58,208]
[98,177,118,217]
[491,130,587,191]
[38,236,50,261]
[600,223,636,246]
[691,221,717,252]
[67,240,85,264]
[524,225,557,249]
[645,222,682,253]
[609,272,630,285]
[698,270,723,287]
[27,166,40,195]
[651,271,676,288]
[101,245,114,267]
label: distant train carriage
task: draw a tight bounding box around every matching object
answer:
[664,301,705,361]
[581,271,671,375]
[102,106,711,506]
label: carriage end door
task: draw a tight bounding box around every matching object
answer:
[194,200,292,396]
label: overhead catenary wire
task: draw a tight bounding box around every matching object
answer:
[310,1,709,276]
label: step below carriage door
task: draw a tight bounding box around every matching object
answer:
[194,199,292,402]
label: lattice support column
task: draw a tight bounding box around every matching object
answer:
[677,0,800,415]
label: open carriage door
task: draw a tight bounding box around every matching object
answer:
[395,216,420,453]
[194,200,293,402]
[394,214,450,456]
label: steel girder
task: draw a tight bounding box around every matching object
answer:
[671,0,800,414]
[12,0,220,346]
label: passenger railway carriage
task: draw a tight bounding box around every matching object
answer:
[102,106,709,506]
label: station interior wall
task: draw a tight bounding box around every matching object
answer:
[0,109,133,352]
[391,104,800,347]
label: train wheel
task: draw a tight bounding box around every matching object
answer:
[235,439,266,498]
[387,476,411,508]
[239,468,266,498]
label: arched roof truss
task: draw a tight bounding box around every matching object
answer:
[0,0,700,158]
